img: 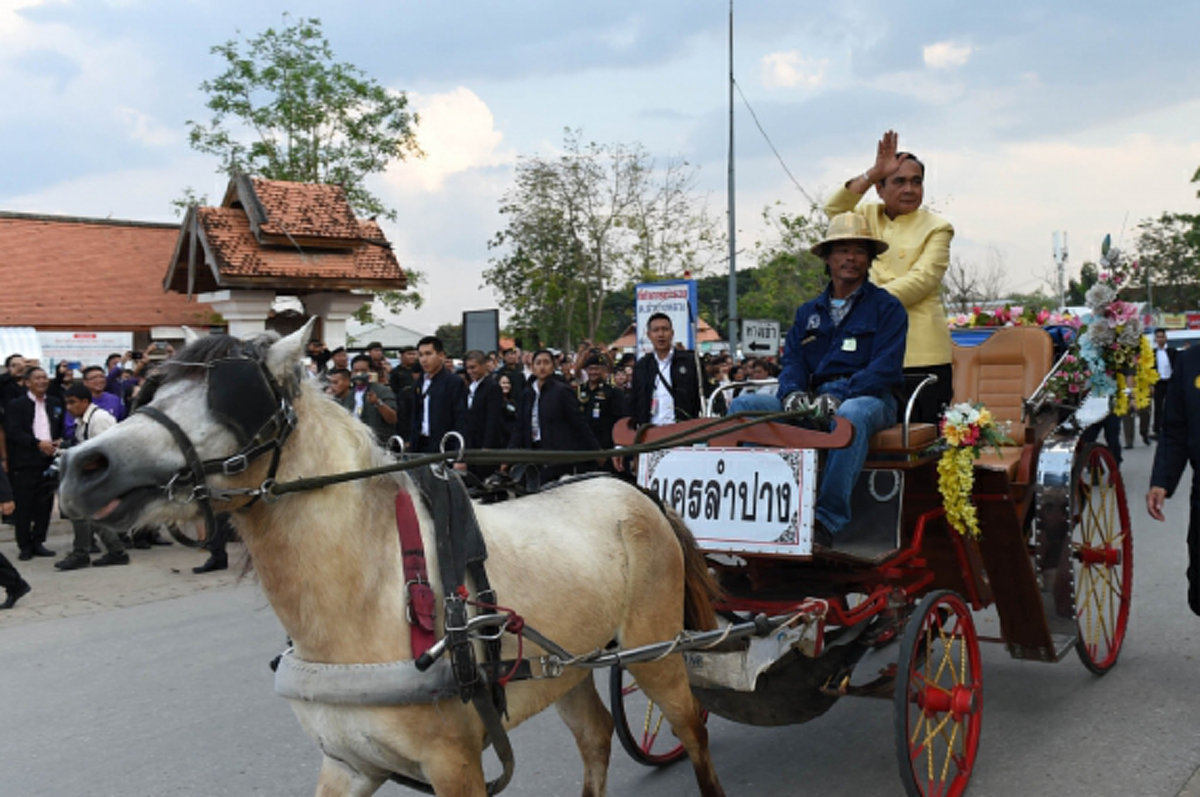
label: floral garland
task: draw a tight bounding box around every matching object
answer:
[937,402,1013,539]
[1043,351,1093,403]
[1077,241,1158,415]
[948,305,1077,329]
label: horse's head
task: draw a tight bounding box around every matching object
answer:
[58,319,314,529]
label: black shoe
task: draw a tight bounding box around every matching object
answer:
[1143,436,1152,445]
[92,551,130,567]
[1,580,31,609]
[812,520,834,551]
[89,542,102,554]
[54,552,91,571]
[117,532,132,545]
[32,545,56,557]
[132,535,152,550]
[193,554,228,574]
[17,551,32,561]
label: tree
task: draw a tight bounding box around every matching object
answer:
[738,203,828,331]
[942,246,1010,312]
[1065,261,1098,306]
[182,16,424,315]
[484,129,723,350]
[1135,212,1200,310]
[434,322,464,358]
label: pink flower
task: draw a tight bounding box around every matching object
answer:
[1037,309,1051,324]
[1069,384,1079,393]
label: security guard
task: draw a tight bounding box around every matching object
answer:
[577,354,625,453]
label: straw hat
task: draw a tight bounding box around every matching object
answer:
[809,212,889,258]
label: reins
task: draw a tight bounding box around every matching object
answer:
[260,407,816,500]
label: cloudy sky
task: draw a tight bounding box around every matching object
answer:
[4,0,1200,333]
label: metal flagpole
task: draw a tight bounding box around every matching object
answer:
[727,0,738,357]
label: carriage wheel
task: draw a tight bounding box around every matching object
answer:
[1072,444,1133,675]
[609,665,688,767]
[894,590,982,797]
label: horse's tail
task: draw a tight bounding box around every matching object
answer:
[664,507,720,632]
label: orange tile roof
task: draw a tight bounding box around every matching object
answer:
[166,177,406,293]
[195,207,401,282]
[0,212,216,330]
[249,178,363,241]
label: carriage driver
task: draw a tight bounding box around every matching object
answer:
[730,212,907,550]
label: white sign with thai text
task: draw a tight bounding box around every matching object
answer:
[638,447,817,557]
[38,331,134,370]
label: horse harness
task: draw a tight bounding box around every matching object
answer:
[137,356,518,794]
[136,357,298,546]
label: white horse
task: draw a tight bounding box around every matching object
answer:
[58,323,724,797]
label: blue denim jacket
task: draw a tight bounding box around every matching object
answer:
[777,280,907,401]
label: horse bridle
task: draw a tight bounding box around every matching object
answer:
[136,357,298,543]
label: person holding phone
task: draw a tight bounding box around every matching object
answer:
[342,355,398,445]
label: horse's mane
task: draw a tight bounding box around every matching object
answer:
[135,332,303,410]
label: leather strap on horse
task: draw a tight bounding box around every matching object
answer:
[396,491,436,657]
[410,466,515,795]
[138,405,218,546]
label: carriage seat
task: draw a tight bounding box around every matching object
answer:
[867,422,938,451]
[951,326,1054,480]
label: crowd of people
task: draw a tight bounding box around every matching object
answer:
[3,129,1197,615]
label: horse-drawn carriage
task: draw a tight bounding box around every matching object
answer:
[56,321,1130,797]
[609,324,1132,796]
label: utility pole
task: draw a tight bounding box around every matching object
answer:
[1052,231,1069,309]
[726,0,738,358]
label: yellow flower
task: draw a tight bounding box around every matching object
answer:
[944,424,963,447]
[977,407,994,427]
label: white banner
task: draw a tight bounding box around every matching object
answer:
[639,447,817,557]
[38,330,133,369]
[634,281,696,358]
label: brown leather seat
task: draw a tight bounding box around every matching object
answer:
[951,327,1054,480]
[868,422,938,450]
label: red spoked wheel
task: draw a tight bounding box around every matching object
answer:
[894,590,982,797]
[1072,444,1133,674]
[610,665,688,767]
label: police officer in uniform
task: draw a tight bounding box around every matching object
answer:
[577,354,624,457]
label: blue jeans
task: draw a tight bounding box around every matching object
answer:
[729,392,897,534]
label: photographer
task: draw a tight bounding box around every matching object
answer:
[334,357,398,446]
[54,384,128,570]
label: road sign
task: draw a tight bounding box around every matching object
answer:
[742,319,780,355]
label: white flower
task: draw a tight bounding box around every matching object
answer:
[1088,317,1115,347]
[1085,282,1116,310]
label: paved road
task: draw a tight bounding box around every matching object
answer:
[2,442,1199,796]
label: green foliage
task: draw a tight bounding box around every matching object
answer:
[185,16,421,222]
[435,322,464,358]
[171,187,209,218]
[1065,261,1098,306]
[484,128,723,350]
[739,203,828,331]
[1135,212,1200,310]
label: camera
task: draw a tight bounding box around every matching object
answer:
[351,373,370,385]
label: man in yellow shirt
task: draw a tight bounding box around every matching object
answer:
[824,130,953,423]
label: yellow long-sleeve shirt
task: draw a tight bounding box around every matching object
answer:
[825,187,954,368]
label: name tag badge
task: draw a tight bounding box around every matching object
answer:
[842,338,857,352]
[593,405,601,419]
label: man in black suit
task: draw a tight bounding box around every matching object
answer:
[4,366,64,560]
[509,349,600,484]
[463,350,506,480]
[1148,344,1200,615]
[410,336,467,454]
[389,345,419,441]
[1151,328,1179,441]
[630,312,702,427]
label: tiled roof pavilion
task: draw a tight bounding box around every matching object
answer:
[165,175,407,296]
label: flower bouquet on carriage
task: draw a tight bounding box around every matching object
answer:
[937,402,1013,539]
[1041,236,1157,417]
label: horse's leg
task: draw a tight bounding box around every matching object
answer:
[314,754,385,797]
[554,675,614,797]
[626,658,725,797]
[421,742,489,797]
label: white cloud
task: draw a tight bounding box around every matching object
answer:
[923,41,972,70]
[113,106,176,146]
[759,51,828,89]
[384,86,514,193]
